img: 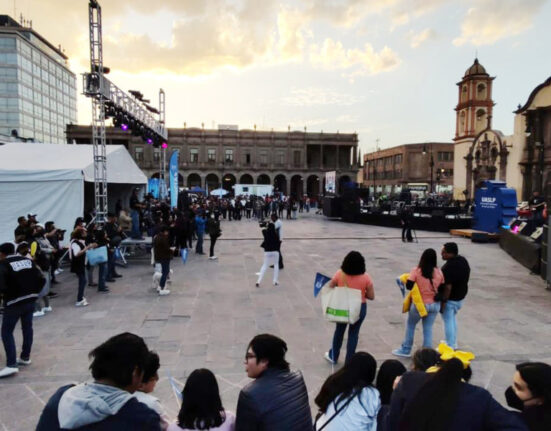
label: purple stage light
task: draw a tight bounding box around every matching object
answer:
[161,142,168,149]
[147,138,153,144]
[121,124,129,131]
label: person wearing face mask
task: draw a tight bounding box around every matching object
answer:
[206,212,221,260]
[505,362,551,431]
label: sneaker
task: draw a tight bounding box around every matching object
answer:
[98,288,110,293]
[17,358,31,366]
[395,278,406,298]
[273,281,279,286]
[255,283,260,288]
[42,306,52,313]
[209,256,218,260]
[54,269,63,275]
[88,283,98,287]
[33,310,45,317]
[392,348,412,358]
[324,352,336,365]
[158,289,170,296]
[0,367,19,378]
[75,298,89,307]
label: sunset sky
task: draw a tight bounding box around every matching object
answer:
[4,0,551,153]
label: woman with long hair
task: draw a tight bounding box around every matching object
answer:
[376,360,407,431]
[393,358,527,431]
[324,251,374,365]
[168,369,235,431]
[392,248,443,357]
[314,352,380,430]
[505,362,551,430]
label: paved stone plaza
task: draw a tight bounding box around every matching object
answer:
[1,213,550,430]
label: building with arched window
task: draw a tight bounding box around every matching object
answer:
[67,125,360,197]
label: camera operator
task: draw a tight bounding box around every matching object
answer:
[255,220,280,287]
[104,213,124,281]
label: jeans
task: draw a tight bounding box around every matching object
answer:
[107,250,116,278]
[98,262,107,290]
[76,272,86,302]
[130,210,141,238]
[329,303,367,364]
[158,259,170,289]
[209,235,217,257]
[196,231,204,254]
[35,270,50,311]
[400,302,440,352]
[257,252,279,284]
[2,301,35,367]
[442,300,463,349]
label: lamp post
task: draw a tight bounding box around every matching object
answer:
[423,144,434,194]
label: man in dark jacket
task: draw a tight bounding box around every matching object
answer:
[440,242,470,349]
[0,242,45,378]
[236,333,312,431]
[36,332,161,430]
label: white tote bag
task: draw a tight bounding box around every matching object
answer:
[321,272,363,324]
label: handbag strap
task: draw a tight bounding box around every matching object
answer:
[339,270,348,287]
[314,388,360,431]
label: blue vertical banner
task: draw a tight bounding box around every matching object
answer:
[148,178,160,199]
[169,150,179,208]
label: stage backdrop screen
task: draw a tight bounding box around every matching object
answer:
[325,171,336,194]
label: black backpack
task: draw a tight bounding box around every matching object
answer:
[32,241,51,271]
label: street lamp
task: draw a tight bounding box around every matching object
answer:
[422,144,435,194]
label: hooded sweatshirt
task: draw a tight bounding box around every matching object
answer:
[36,382,161,431]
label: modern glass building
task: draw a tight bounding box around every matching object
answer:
[0,15,77,143]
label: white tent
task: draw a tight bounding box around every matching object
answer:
[0,142,147,242]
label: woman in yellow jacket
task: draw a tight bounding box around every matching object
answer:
[392,248,444,358]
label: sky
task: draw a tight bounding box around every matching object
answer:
[4,0,551,154]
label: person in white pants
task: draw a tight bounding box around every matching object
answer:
[256,222,280,287]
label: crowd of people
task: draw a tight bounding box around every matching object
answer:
[0,190,550,430]
[29,331,551,430]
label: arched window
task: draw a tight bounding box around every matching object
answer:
[460,111,466,133]
[461,85,468,102]
[476,109,485,121]
[477,83,486,99]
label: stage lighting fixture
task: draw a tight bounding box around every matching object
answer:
[161,142,168,149]
[121,123,129,131]
[147,138,153,145]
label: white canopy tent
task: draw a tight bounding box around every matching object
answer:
[0,142,147,242]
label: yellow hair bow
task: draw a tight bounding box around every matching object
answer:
[437,343,475,369]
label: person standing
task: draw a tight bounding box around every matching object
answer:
[207,213,221,260]
[400,205,413,242]
[256,223,280,287]
[270,213,284,270]
[29,224,53,317]
[153,225,172,296]
[235,334,312,430]
[440,242,470,349]
[195,211,206,255]
[324,251,375,365]
[528,191,545,227]
[70,227,97,307]
[0,242,45,378]
[129,189,145,239]
[392,248,443,357]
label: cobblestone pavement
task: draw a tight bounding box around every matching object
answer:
[1,213,550,430]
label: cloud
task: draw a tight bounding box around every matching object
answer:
[277,8,312,61]
[305,0,398,27]
[280,88,364,106]
[390,0,449,28]
[309,39,401,77]
[453,0,545,46]
[409,28,437,48]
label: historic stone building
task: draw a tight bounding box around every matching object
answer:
[66,125,360,197]
[363,142,454,195]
